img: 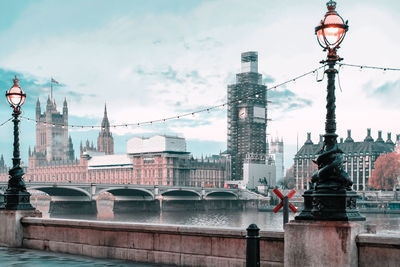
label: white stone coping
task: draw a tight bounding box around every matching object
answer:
[21,217,283,240]
[357,233,400,247]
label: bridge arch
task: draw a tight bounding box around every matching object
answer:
[97,187,154,201]
[161,189,202,200]
[205,191,238,200]
[30,186,91,201]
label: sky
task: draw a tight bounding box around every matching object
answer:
[0,0,399,172]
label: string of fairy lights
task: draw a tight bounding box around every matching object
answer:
[338,63,400,72]
[18,65,326,129]
[1,62,399,130]
[0,118,12,127]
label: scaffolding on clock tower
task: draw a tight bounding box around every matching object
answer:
[227,51,269,181]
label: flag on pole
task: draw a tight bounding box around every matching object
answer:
[51,78,59,84]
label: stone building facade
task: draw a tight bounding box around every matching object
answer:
[268,137,284,183]
[34,97,73,161]
[11,135,228,188]
[294,129,395,191]
[0,106,229,188]
[227,51,268,180]
[97,105,114,155]
[127,135,229,188]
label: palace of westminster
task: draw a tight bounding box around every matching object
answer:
[0,51,396,191]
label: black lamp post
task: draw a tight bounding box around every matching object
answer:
[296,1,364,221]
[3,76,34,210]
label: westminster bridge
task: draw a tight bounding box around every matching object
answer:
[0,182,264,214]
[0,182,242,201]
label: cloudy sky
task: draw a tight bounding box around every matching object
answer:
[0,0,398,171]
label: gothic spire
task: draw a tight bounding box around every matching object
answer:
[36,98,41,117]
[63,97,68,114]
[101,103,110,133]
[97,103,114,155]
[104,103,108,118]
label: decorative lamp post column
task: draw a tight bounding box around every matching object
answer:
[296,1,364,221]
[3,76,34,210]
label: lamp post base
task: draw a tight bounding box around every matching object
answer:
[3,191,34,210]
[294,189,314,220]
[296,189,365,221]
[311,189,365,221]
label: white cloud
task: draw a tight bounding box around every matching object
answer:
[0,0,399,169]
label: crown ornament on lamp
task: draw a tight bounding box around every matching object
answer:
[315,0,348,54]
[6,76,26,112]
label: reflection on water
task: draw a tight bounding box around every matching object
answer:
[0,247,159,266]
[363,213,400,234]
[52,208,400,233]
[31,193,400,233]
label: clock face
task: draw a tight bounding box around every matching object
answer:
[238,107,247,120]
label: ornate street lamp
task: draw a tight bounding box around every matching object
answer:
[3,76,34,210]
[296,1,364,221]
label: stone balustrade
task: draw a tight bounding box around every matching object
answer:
[357,233,400,267]
[21,217,284,267]
[0,215,396,266]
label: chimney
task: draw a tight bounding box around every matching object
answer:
[386,132,394,145]
[305,132,313,145]
[364,128,374,142]
[340,138,343,143]
[345,129,354,143]
[376,130,384,143]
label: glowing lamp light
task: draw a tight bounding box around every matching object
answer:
[315,1,348,51]
[6,76,26,111]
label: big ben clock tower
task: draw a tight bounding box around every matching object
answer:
[227,51,268,181]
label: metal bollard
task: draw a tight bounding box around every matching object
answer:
[283,196,289,225]
[246,224,260,267]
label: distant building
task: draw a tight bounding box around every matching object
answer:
[86,153,133,184]
[33,96,73,162]
[25,100,116,184]
[227,51,268,181]
[0,155,7,177]
[395,134,400,154]
[243,154,276,190]
[127,135,186,154]
[127,135,229,187]
[80,104,114,156]
[97,105,114,155]
[294,129,395,191]
[269,137,284,183]
[0,111,230,187]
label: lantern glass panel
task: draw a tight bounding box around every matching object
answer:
[7,86,25,108]
[323,26,345,47]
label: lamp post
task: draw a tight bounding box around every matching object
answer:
[296,1,364,221]
[3,76,34,210]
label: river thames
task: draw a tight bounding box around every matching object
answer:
[51,209,400,233]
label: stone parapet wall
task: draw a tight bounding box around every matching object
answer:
[21,217,284,267]
[357,233,400,267]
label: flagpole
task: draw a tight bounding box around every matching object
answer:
[50,78,53,100]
